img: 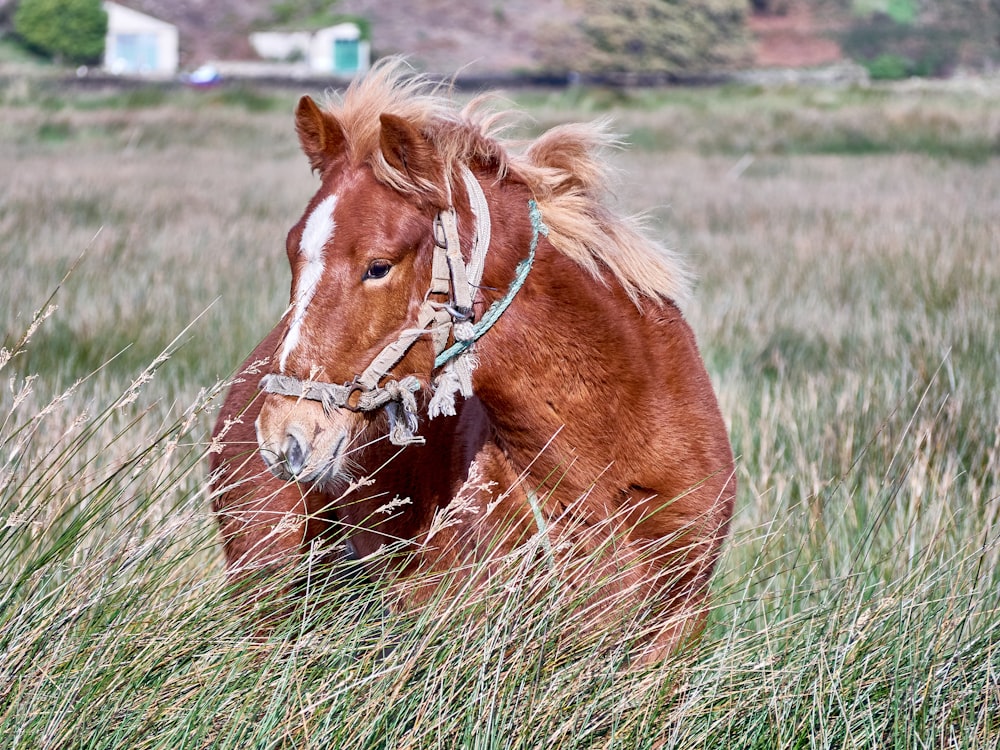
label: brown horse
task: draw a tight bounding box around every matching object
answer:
[210,61,735,661]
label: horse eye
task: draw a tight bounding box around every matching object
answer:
[363,260,392,281]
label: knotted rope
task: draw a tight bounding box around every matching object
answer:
[258,373,422,446]
[426,165,491,418]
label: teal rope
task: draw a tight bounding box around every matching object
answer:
[434,199,548,369]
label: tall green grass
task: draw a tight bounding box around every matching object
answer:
[1,81,998,747]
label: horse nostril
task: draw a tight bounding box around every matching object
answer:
[282,433,309,477]
[258,447,277,468]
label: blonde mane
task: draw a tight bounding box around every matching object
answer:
[320,58,691,305]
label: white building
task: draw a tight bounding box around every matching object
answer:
[103,2,179,76]
[250,22,370,76]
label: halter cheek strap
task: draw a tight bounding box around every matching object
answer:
[259,165,547,446]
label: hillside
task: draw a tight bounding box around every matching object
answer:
[332,0,582,74]
[747,2,843,67]
[6,0,992,76]
[112,0,582,73]
[85,0,844,74]
[109,0,844,74]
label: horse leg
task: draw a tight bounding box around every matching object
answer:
[211,448,321,620]
[637,592,710,665]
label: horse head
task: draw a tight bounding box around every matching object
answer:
[256,95,480,486]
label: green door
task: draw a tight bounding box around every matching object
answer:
[333,38,359,73]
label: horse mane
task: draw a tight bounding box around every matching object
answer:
[319,58,691,305]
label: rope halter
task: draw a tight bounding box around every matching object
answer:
[260,164,548,447]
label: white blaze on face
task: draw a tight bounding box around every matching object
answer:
[280,194,337,372]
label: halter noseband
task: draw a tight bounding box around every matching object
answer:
[259,164,548,446]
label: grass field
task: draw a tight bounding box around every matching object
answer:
[1,77,999,748]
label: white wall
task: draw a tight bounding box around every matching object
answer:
[251,23,370,75]
[103,1,179,76]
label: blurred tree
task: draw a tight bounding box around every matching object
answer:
[14,0,107,64]
[543,0,750,76]
[841,0,999,74]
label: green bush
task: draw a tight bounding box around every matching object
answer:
[852,0,917,24]
[840,7,970,78]
[864,52,911,79]
[13,0,108,65]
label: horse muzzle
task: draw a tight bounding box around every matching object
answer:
[255,393,352,484]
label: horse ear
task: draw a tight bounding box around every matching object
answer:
[379,113,441,188]
[295,95,346,173]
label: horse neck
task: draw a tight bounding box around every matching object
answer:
[341,403,474,553]
[469,182,645,495]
